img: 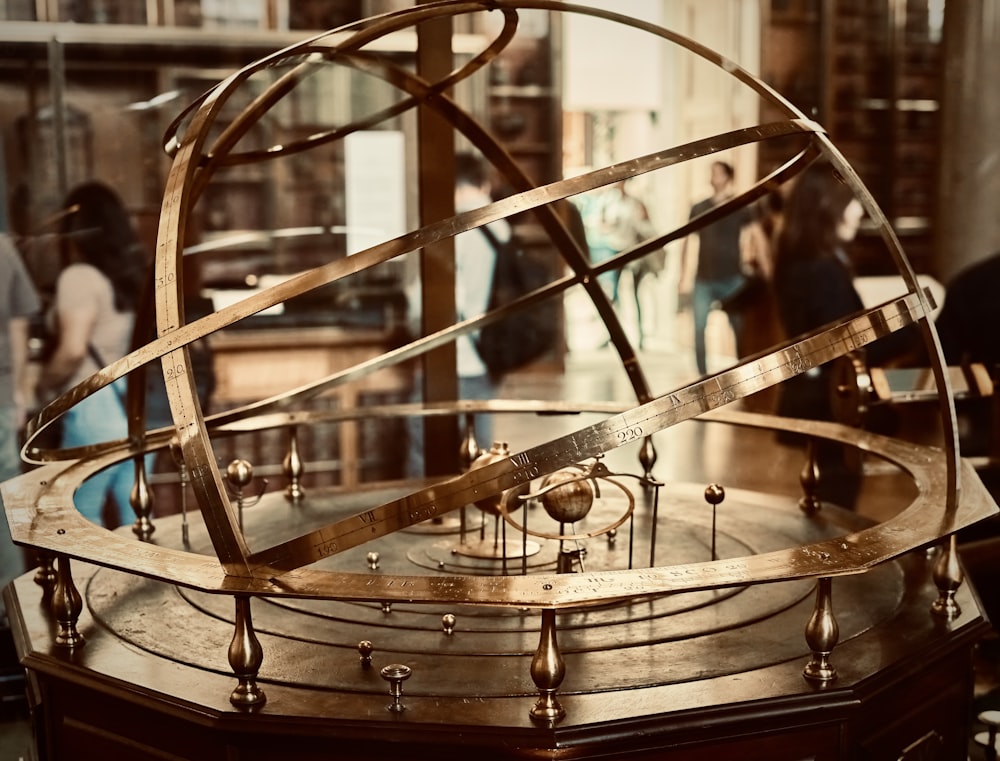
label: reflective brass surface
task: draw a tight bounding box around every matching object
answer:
[1,5,996,743]
[4,407,995,608]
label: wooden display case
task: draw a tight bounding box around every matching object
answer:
[0,6,564,298]
[0,5,566,510]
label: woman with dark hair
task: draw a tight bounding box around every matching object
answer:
[36,181,148,527]
[773,163,864,373]
[772,162,913,507]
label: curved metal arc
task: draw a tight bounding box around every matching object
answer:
[24,116,814,466]
[193,12,522,169]
[157,78,257,571]
[161,2,519,165]
[245,293,930,576]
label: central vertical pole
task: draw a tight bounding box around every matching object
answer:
[416,5,459,477]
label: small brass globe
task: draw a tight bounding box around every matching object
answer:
[469,441,529,516]
[540,468,594,524]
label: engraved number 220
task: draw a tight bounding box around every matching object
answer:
[617,426,643,444]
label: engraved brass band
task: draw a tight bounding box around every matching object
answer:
[21,118,821,467]
[244,292,928,575]
[3,407,994,609]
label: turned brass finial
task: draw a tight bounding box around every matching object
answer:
[283,425,306,503]
[358,640,374,668]
[130,456,155,541]
[459,413,481,471]
[529,609,566,723]
[704,484,725,561]
[798,439,822,515]
[803,577,839,682]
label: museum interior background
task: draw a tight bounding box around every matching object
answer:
[3,0,998,390]
[2,1,1000,759]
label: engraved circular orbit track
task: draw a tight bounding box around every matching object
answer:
[82,481,909,697]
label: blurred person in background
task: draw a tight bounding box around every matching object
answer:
[772,161,914,507]
[36,181,148,528]
[679,161,754,376]
[0,228,40,623]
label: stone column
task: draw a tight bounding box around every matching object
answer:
[936,1,1000,282]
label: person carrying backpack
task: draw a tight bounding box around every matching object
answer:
[404,152,508,477]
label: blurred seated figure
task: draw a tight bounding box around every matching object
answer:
[934,252,1000,369]
[933,253,1000,499]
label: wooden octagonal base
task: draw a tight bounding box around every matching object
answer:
[2,488,989,761]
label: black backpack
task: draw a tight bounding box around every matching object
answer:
[474,225,558,378]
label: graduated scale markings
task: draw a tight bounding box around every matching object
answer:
[247,293,927,577]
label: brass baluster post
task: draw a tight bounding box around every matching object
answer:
[229,595,266,708]
[803,577,838,682]
[529,608,566,723]
[799,438,822,516]
[52,554,84,649]
[283,425,305,503]
[931,534,963,620]
[130,455,155,541]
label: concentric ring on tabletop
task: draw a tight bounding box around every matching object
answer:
[79,481,910,695]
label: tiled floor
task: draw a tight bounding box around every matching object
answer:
[0,702,34,761]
